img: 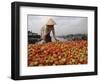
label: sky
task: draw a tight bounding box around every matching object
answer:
[27,15,88,36]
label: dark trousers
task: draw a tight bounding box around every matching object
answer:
[44,34,51,43]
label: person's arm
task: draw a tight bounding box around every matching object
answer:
[52,28,58,41]
[40,26,44,39]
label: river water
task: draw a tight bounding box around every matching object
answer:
[52,37,67,42]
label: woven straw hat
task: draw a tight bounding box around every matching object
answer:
[46,18,56,25]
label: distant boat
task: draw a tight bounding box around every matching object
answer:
[28,31,41,44]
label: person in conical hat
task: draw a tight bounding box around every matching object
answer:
[46,18,56,25]
[40,18,58,43]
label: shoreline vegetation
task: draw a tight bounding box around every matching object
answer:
[28,31,87,44]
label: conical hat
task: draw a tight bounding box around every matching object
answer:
[46,18,56,25]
